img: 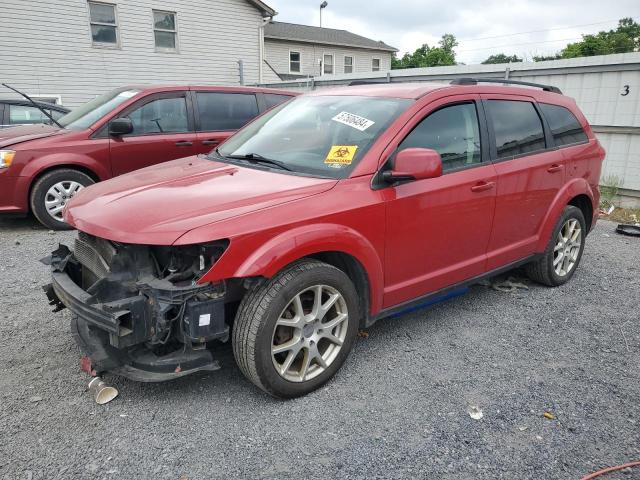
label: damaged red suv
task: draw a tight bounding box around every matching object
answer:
[44,79,604,398]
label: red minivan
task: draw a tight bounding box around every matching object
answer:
[0,85,296,229]
[45,79,604,398]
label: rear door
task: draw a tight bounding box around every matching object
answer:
[108,91,199,176]
[482,95,565,270]
[193,91,260,153]
[382,94,498,307]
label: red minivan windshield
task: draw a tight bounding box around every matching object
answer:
[217,95,411,179]
[58,87,142,131]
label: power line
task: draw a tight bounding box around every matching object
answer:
[458,18,625,43]
[457,36,584,53]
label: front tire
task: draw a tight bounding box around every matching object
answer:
[232,259,359,398]
[526,205,586,286]
[30,169,94,230]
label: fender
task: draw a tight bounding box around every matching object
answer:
[199,223,385,314]
[20,153,110,181]
[535,177,595,252]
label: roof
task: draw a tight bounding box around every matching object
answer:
[310,82,448,99]
[264,21,397,52]
[245,0,276,17]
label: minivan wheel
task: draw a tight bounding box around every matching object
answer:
[30,169,94,230]
[232,259,359,398]
[526,205,586,287]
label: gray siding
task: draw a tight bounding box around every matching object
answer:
[264,39,391,77]
[0,0,264,107]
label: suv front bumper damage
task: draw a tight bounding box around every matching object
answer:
[43,240,229,382]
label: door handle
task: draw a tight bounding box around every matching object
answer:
[470,181,495,193]
[175,141,193,147]
[547,164,563,173]
[202,140,220,146]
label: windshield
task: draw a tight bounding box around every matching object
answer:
[58,88,142,130]
[217,95,411,178]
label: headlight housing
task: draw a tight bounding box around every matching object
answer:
[0,150,16,169]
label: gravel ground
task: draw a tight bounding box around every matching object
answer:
[0,216,638,480]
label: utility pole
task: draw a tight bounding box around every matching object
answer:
[319,1,327,27]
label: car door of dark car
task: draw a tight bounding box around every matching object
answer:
[193,91,260,153]
[108,91,199,176]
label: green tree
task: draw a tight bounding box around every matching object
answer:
[392,34,458,69]
[481,53,523,64]
[559,18,639,58]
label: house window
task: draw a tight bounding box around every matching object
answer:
[153,10,177,51]
[372,58,380,72]
[344,56,353,74]
[88,1,118,46]
[289,51,301,73]
[323,54,334,75]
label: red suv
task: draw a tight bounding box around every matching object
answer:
[44,79,604,398]
[0,85,295,229]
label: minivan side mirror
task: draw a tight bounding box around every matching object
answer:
[109,117,133,136]
[383,148,443,183]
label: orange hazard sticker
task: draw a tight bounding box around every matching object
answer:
[325,145,357,165]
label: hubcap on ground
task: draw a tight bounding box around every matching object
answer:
[45,181,84,221]
[271,284,348,382]
[553,218,582,277]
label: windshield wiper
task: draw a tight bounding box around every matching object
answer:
[224,152,293,172]
[2,83,63,128]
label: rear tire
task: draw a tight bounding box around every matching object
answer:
[30,169,94,230]
[232,259,359,398]
[526,205,586,287]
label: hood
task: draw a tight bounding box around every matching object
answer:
[65,156,338,245]
[0,124,66,148]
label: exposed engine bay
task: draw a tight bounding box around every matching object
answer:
[43,232,237,381]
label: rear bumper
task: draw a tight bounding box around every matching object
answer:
[43,244,229,382]
[0,175,29,214]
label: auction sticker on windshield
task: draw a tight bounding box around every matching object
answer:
[325,145,358,165]
[332,112,375,131]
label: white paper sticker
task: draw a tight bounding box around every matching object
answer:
[199,314,211,327]
[332,111,375,131]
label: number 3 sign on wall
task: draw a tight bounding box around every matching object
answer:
[621,85,630,96]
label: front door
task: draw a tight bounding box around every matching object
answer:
[109,92,199,176]
[382,96,497,308]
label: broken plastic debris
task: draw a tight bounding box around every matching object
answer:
[490,277,529,293]
[543,411,555,420]
[467,405,483,420]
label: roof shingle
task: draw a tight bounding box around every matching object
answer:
[264,21,397,52]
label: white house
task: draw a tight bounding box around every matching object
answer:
[263,21,397,81]
[0,0,276,107]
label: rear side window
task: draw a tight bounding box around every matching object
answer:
[196,92,259,131]
[539,103,588,147]
[263,94,292,110]
[399,102,481,172]
[487,100,545,159]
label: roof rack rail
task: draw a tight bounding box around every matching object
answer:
[450,77,562,94]
[348,80,391,86]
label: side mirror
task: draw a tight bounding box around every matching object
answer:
[108,117,133,136]
[383,148,443,183]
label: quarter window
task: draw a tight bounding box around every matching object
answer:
[153,10,178,51]
[196,92,259,131]
[344,56,353,74]
[88,2,118,46]
[399,102,482,172]
[323,54,334,75]
[372,58,380,72]
[126,97,189,135]
[539,103,588,147]
[289,51,301,73]
[487,100,546,159]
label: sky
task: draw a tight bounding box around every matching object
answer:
[265,0,639,64]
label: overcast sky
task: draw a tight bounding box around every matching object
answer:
[266,0,639,64]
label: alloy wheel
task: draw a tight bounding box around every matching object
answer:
[553,218,582,277]
[271,284,349,382]
[45,181,84,221]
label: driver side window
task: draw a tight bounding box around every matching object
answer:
[399,102,481,172]
[127,96,189,135]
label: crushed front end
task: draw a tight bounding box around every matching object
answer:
[43,232,231,381]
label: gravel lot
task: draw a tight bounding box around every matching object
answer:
[0,216,638,480]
